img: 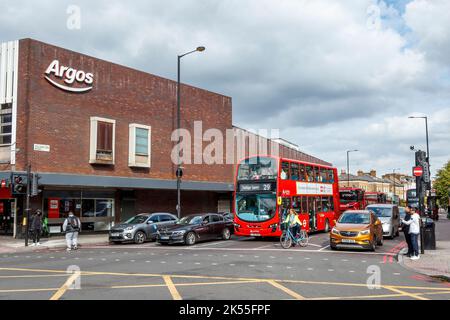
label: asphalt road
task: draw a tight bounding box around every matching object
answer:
[1,232,450,300]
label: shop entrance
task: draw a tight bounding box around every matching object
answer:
[0,199,15,236]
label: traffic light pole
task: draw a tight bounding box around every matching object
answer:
[24,164,31,247]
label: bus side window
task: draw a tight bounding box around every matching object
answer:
[321,197,329,212]
[291,163,299,181]
[328,170,335,183]
[281,162,290,180]
[301,196,308,213]
[316,197,322,212]
[319,168,327,183]
[329,196,335,211]
[308,197,315,213]
[299,164,306,182]
[292,196,301,213]
[306,166,314,182]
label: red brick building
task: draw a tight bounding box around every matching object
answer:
[0,39,330,237]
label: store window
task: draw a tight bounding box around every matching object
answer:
[90,117,116,165]
[0,103,12,148]
[129,124,151,168]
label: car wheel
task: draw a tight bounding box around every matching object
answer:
[185,232,196,246]
[134,231,146,244]
[222,228,231,240]
[377,234,383,246]
[324,219,330,233]
[330,244,338,251]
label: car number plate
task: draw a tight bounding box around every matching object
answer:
[342,239,356,244]
[160,236,169,240]
[111,233,120,237]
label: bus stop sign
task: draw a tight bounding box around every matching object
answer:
[413,166,423,177]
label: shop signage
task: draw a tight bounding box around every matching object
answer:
[34,144,51,152]
[44,59,94,93]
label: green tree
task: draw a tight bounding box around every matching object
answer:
[434,160,450,209]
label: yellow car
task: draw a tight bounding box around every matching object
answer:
[330,210,383,251]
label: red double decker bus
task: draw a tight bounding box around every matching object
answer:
[233,156,340,238]
[364,192,388,206]
[339,187,366,211]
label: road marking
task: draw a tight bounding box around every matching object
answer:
[177,262,183,264]
[163,276,182,300]
[267,266,273,268]
[328,269,334,272]
[230,264,235,266]
[161,261,166,264]
[384,286,430,301]
[267,280,305,300]
[146,261,151,263]
[3,267,449,293]
[319,245,330,252]
[0,288,59,293]
[49,271,81,300]
[249,265,255,267]
[195,262,201,265]
[307,268,314,271]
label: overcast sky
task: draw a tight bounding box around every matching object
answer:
[1,0,449,178]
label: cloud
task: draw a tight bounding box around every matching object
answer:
[0,0,448,177]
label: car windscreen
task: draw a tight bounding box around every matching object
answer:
[176,216,203,225]
[125,216,148,224]
[338,213,370,224]
[368,207,393,218]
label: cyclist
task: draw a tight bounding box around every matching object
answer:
[284,209,302,240]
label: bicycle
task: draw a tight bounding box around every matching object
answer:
[280,223,309,249]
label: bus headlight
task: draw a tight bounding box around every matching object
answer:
[234,223,241,228]
[269,224,278,229]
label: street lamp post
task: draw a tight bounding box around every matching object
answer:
[176,46,205,219]
[346,150,359,187]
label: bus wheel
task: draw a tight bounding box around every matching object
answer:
[280,232,292,249]
[324,219,330,233]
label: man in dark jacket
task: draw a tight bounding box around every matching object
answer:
[402,206,414,257]
[30,209,43,246]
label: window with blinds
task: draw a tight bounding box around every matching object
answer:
[90,117,115,164]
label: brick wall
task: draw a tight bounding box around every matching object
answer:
[13,39,234,183]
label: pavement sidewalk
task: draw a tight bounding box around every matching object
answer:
[0,234,109,254]
[399,213,450,279]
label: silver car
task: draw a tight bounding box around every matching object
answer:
[366,204,400,239]
[109,213,178,244]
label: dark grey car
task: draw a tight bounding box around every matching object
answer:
[109,213,178,244]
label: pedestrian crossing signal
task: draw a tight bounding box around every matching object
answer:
[12,175,26,195]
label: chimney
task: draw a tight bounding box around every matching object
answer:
[357,170,364,176]
[370,170,377,177]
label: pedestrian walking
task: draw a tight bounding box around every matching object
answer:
[402,206,414,257]
[401,207,421,260]
[63,212,81,251]
[30,209,43,246]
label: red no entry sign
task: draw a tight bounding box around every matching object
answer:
[413,166,423,177]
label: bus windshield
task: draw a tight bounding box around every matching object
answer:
[236,194,276,222]
[339,191,358,203]
[237,157,278,181]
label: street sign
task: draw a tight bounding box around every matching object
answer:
[413,166,423,177]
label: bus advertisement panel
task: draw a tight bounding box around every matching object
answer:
[233,156,340,238]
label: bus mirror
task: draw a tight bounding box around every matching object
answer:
[333,220,336,225]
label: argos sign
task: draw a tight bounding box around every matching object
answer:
[44,60,94,93]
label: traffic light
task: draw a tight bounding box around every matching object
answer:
[31,173,41,196]
[12,174,27,195]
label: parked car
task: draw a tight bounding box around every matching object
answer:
[366,204,400,239]
[220,212,235,221]
[156,213,234,246]
[109,213,178,244]
[330,210,383,251]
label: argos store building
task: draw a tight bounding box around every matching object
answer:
[0,39,329,237]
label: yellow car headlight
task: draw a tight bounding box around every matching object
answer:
[360,229,370,235]
[331,228,340,235]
